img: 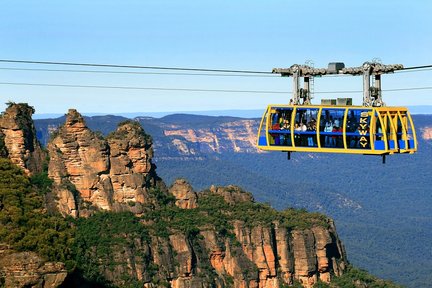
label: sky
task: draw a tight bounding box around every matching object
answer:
[0,0,431,116]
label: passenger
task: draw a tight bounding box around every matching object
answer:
[281,115,290,130]
[271,122,280,130]
[294,122,301,146]
[324,120,333,147]
[320,117,326,131]
[334,117,340,128]
[307,122,314,146]
[336,126,343,147]
[350,126,360,148]
[301,121,307,132]
[272,112,280,126]
[331,126,338,147]
[300,121,307,146]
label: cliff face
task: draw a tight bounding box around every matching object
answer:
[66,183,347,288]
[0,103,45,175]
[47,109,163,217]
[161,119,260,155]
[0,245,67,288]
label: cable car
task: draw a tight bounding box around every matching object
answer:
[257,62,418,162]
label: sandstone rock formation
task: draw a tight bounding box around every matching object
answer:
[47,109,163,217]
[208,184,254,204]
[0,245,67,288]
[169,178,198,209]
[0,103,45,175]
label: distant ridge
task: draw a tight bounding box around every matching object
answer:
[33,106,432,120]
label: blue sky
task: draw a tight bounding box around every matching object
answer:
[0,0,431,115]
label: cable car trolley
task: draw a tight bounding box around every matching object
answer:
[256,62,417,162]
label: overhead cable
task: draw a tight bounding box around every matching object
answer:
[0,59,273,74]
[0,67,278,78]
[0,81,431,94]
[0,59,432,74]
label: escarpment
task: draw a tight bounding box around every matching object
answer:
[162,119,260,154]
[1,104,354,288]
[47,109,164,217]
[64,184,347,288]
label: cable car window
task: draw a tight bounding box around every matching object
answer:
[294,108,318,147]
[268,107,293,146]
[346,109,371,149]
[319,109,344,148]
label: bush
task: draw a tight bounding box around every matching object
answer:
[72,211,150,286]
[0,158,74,264]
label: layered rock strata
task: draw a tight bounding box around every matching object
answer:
[162,119,260,154]
[47,109,163,217]
[0,103,45,175]
[0,245,67,288]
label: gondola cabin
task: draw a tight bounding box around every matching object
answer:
[257,105,417,155]
[256,62,418,161]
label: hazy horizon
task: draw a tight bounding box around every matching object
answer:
[31,105,432,120]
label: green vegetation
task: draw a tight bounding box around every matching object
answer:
[0,158,74,264]
[106,120,152,143]
[312,266,403,288]
[72,211,150,286]
[0,132,7,158]
[142,187,329,245]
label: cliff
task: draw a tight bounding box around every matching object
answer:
[65,183,347,288]
[0,103,45,175]
[161,118,260,155]
[0,245,67,288]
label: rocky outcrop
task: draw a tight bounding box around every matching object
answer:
[0,245,67,288]
[47,109,163,217]
[169,179,198,209]
[0,103,45,175]
[208,185,254,204]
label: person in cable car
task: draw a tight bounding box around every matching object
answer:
[324,119,333,147]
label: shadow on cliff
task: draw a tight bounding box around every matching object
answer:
[60,270,108,288]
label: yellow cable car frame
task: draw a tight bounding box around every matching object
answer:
[256,62,418,161]
[257,105,417,155]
